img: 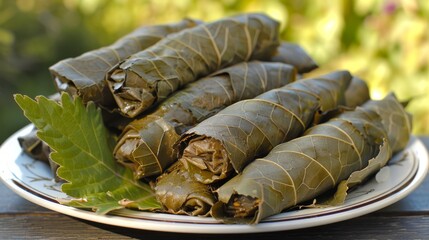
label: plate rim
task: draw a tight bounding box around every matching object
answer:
[1,124,428,234]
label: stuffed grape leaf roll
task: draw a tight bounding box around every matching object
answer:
[50,19,199,108]
[106,13,281,117]
[154,161,216,216]
[345,76,370,108]
[269,42,318,74]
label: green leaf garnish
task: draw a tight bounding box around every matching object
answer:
[14,92,161,214]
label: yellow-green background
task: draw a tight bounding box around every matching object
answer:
[1,0,428,143]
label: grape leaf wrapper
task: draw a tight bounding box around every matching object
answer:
[114,61,296,179]
[14,93,161,214]
[106,13,281,117]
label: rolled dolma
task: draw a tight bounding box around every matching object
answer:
[177,70,353,184]
[50,19,198,107]
[154,161,215,216]
[106,13,281,117]
[363,93,412,153]
[18,94,62,181]
[114,61,296,179]
[212,94,411,224]
[345,76,370,108]
[18,128,62,182]
[18,127,50,164]
[269,42,318,74]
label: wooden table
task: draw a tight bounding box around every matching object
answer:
[1,138,428,240]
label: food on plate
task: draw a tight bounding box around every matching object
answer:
[13,13,413,225]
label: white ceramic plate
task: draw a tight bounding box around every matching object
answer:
[1,124,428,234]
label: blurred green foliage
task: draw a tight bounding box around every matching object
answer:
[1,0,428,143]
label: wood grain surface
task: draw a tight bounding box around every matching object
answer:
[1,137,428,240]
